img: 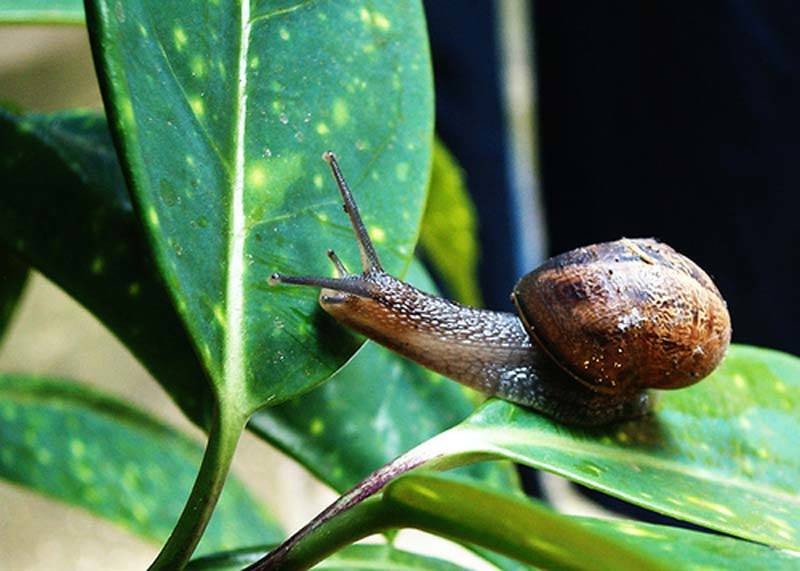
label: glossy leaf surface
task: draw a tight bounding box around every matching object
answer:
[188,544,469,571]
[418,140,481,306]
[0,249,28,343]
[0,0,82,23]
[87,0,433,413]
[442,345,800,550]
[382,474,799,570]
[0,109,215,427]
[0,373,282,554]
[252,261,518,493]
[0,110,516,497]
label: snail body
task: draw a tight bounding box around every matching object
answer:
[270,153,731,426]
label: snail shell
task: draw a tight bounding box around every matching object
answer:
[513,238,731,394]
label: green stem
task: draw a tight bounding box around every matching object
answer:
[150,403,246,570]
[253,474,669,571]
[265,499,391,571]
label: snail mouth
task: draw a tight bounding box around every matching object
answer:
[320,290,348,305]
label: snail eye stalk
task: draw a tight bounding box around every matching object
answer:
[322,151,383,273]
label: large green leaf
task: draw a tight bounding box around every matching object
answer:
[0,110,516,497]
[265,345,800,564]
[0,0,83,24]
[0,249,28,343]
[0,373,282,555]
[385,475,800,570]
[0,108,215,428]
[418,140,482,306]
[188,544,470,571]
[87,0,433,415]
[448,345,800,550]
[260,473,799,570]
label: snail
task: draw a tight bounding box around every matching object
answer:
[269,152,731,426]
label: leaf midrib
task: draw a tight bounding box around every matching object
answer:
[223,0,251,409]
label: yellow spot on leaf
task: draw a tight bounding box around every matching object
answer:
[147,207,159,226]
[313,174,324,189]
[247,164,268,188]
[279,27,290,41]
[213,304,225,327]
[372,12,391,30]
[173,26,188,51]
[332,99,349,126]
[369,226,386,243]
[316,122,330,135]
[310,418,324,435]
[120,99,134,126]
[249,56,260,69]
[190,56,206,77]
[685,495,734,518]
[70,439,86,458]
[615,522,667,539]
[190,96,205,116]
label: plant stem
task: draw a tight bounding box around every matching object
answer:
[150,403,246,570]
[246,432,466,570]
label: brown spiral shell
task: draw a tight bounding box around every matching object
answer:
[512,238,731,394]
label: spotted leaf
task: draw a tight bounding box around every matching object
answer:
[0,373,282,555]
[376,474,799,570]
[0,108,215,428]
[251,260,520,493]
[0,110,517,499]
[424,345,800,551]
[86,0,433,414]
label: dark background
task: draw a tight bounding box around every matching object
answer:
[424,1,799,357]
[423,0,800,516]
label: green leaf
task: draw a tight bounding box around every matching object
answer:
[188,544,470,571]
[261,472,800,570]
[0,249,28,343]
[0,110,515,499]
[576,518,800,571]
[0,373,282,555]
[1,109,512,567]
[0,0,83,24]
[418,140,482,306]
[382,474,666,571]
[0,109,215,428]
[383,474,799,571]
[265,345,800,566]
[441,345,800,550]
[87,0,433,414]
[251,260,519,493]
